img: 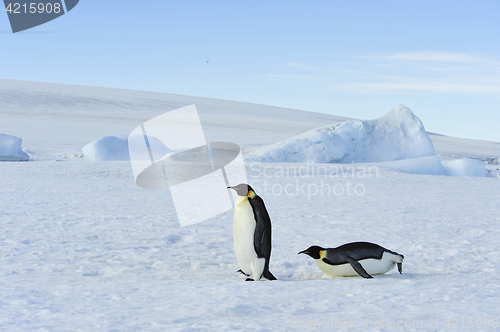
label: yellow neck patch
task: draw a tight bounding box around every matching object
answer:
[247,190,256,198]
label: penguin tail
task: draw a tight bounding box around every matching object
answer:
[263,268,277,280]
[398,254,404,274]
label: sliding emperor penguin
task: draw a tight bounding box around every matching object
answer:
[299,242,404,279]
[228,184,277,281]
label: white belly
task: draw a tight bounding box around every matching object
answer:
[316,252,400,277]
[233,197,260,276]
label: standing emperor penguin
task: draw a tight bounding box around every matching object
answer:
[228,184,277,281]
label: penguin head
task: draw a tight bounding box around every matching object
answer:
[298,246,325,259]
[228,183,255,197]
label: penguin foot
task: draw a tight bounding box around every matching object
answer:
[263,269,277,280]
[245,278,255,281]
[237,269,250,277]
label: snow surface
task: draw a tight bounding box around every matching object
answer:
[1,79,500,331]
[0,133,29,161]
[1,161,499,331]
[247,105,435,164]
[359,156,445,176]
[441,158,487,177]
[430,133,500,162]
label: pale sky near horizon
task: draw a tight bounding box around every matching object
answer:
[1,1,499,142]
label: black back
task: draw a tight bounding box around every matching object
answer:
[248,194,272,260]
[323,242,401,266]
[248,193,276,280]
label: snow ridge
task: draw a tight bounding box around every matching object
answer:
[247,105,436,164]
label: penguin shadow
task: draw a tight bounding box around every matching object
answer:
[230,262,417,282]
[284,271,397,281]
[281,272,414,282]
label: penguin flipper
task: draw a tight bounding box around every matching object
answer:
[249,195,275,281]
[250,196,272,260]
[397,262,403,274]
[345,257,373,279]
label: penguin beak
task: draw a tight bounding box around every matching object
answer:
[298,250,309,255]
[227,186,237,191]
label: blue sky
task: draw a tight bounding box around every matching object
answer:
[1,0,500,141]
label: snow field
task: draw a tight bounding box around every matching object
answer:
[0,79,347,157]
[2,79,500,331]
[1,160,499,331]
[441,158,487,177]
